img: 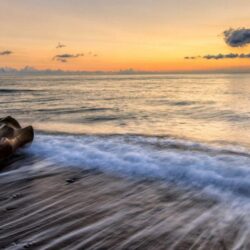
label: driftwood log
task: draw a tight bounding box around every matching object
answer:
[0,116,34,160]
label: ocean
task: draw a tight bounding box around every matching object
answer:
[1,73,250,249]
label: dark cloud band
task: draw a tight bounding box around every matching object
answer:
[204,53,250,60]
[0,50,12,56]
[224,28,250,47]
[185,53,250,60]
[184,56,198,60]
[53,53,84,62]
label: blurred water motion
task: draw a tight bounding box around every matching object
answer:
[1,73,250,249]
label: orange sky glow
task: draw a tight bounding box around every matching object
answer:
[0,0,250,72]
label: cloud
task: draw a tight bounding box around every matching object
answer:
[0,50,12,56]
[56,42,66,49]
[203,53,250,60]
[223,28,250,47]
[53,53,84,62]
[184,56,198,60]
[185,53,250,60]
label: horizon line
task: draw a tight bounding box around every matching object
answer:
[1,66,250,75]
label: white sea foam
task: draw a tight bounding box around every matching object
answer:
[25,134,250,201]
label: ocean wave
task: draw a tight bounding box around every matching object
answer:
[0,88,36,93]
[19,133,250,201]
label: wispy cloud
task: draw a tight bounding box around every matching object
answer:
[56,42,66,49]
[53,53,84,63]
[0,50,12,56]
[185,53,250,60]
[223,28,250,47]
[184,56,198,60]
[203,53,250,60]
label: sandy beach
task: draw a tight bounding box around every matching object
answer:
[0,158,238,250]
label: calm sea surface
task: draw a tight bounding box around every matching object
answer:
[1,74,250,146]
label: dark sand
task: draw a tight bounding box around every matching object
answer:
[0,161,242,250]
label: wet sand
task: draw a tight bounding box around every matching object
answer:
[0,161,242,250]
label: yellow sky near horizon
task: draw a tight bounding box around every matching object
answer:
[0,0,250,72]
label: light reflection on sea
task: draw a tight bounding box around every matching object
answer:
[0,73,250,147]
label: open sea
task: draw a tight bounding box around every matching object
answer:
[1,73,250,249]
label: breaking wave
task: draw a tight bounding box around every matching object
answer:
[23,133,250,201]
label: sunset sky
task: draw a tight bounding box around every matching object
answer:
[0,0,250,72]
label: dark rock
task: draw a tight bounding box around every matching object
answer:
[5,206,17,211]
[66,177,78,184]
[0,116,34,162]
[0,116,21,129]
